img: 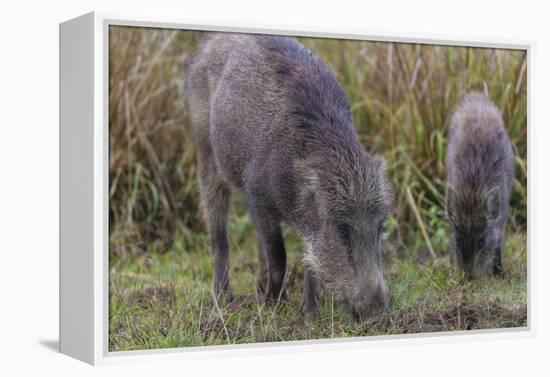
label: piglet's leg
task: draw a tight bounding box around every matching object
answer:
[493,246,503,276]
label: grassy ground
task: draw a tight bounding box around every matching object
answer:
[109,199,527,351]
[108,27,527,351]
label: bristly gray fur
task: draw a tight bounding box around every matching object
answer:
[446,92,514,279]
[184,33,392,320]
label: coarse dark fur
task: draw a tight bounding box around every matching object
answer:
[184,33,393,320]
[446,92,514,279]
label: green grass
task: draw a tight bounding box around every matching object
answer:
[109,196,527,351]
[108,27,527,351]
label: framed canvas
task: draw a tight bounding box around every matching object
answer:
[59,11,533,365]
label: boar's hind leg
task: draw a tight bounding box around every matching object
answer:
[198,148,232,303]
[249,207,287,303]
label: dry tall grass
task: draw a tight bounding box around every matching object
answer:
[109,27,203,257]
[108,27,527,260]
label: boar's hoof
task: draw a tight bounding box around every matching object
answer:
[213,289,234,307]
[301,301,319,323]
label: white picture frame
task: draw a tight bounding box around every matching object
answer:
[59,11,534,365]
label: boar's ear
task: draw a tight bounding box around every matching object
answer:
[372,155,393,207]
[294,159,319,194]
[485,187,501,220]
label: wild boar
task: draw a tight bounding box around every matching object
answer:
[446,92,514,279]
[184,33,392,320]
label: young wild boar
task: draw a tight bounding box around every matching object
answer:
[184,33,393,321]
[446,92,514,279]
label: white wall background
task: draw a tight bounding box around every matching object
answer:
[0,0,548,375]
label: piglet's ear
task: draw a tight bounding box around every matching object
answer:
[485,187,501,220]
[294,159,319,194]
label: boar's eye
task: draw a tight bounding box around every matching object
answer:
[477,237,485,250]
[337,223,351,246]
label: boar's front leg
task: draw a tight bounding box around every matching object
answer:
[198,147,232,303]
[248,203,287,303]
[301,269,320,322]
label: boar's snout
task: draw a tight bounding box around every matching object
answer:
[459,245,501,280]
[347,279,389,321]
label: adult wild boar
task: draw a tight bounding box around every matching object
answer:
[446,92,514,279]
[184,33,392,320]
